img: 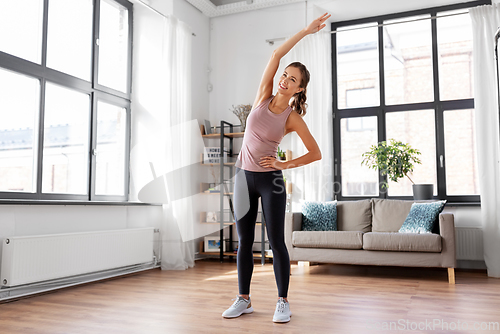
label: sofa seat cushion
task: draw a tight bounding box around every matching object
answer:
[363,232,442,252]
[292,231,363,250]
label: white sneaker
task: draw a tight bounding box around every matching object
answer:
[222,296,254,318]
[273,297,292,323]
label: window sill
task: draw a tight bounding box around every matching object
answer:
[0,200,162,206]
[444,202,481,207]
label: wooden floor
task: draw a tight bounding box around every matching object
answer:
[1,260,500,334]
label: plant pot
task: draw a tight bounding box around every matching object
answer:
[412,184,434,200]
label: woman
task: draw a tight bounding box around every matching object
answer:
[222,13,330,323]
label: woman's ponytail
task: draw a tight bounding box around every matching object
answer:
[291,89,308,116]
[286,62,310,117]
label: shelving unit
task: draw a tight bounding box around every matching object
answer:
[199,120,291,264]
[200,120,251,262]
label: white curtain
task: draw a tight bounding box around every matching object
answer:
[130,4,196,270]
[470,4,500,277]
[282,32,334,209]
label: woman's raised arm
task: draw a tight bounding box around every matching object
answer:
[251,13,331,109]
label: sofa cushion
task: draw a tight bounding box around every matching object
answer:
[371,199,414,232]
[363,232,442,252]
[292,231,363,249]
[337,200,372,233]
[301,200,337,231]
[399,201,447,233]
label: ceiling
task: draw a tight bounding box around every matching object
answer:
[209,0,247,5]
[187,0,468,20]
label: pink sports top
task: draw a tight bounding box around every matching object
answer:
[235,95,293,172]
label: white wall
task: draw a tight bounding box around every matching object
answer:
[147,0,211,125]
[209,2,307,126]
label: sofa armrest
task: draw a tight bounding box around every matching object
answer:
[439,213,456,268]
[285,212,302,256]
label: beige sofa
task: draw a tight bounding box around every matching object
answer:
[284,199,456,284]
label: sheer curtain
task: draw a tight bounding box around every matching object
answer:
[282,32,334,210]
[130,4,196,270]
[469,4,500,277]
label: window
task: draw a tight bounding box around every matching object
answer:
[0,0,132,201]
[340,116,379,196]
[0,68,40,193]
[332,1,487,202]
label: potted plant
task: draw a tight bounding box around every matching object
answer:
[361,139,432,199]
[277,146,286,161]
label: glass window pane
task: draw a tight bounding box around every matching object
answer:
[444,109,479,195]
[98,0,129,92]
[0,0,43,63]
[384,15,434,105]
[95,101,127,196]
[0,68,40,192]
[342,116,379,196]
[437,11,474,100]
[337,23,380,109]
[47,0,93,80]
[42,83,90,194]
[386,110,437,196]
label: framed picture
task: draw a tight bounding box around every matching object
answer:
[204,235,225,252]
[206,211,217,222]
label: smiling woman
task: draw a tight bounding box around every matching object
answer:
[223,12,329,324]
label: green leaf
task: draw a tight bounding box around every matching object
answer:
[360,139,422,189]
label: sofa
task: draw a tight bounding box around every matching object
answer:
[284,199,456,284]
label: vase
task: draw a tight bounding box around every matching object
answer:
[238,115,249,132]
[412,184,434,200]
[231,104,252,132]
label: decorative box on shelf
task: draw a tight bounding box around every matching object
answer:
[200,210,234,224]
[203,147,229,164]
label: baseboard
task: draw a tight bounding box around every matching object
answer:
[457,260,487,270]
[0,262,159,303]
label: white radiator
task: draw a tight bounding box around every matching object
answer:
[1,227,154,287]
[455,227,484,261]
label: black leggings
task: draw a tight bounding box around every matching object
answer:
[233,167,290,298]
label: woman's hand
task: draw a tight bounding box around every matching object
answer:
[259,156,286,170]
[305,13,331,35]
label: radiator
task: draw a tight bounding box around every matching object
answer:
[455,227,484,261]
[1,227,154,288]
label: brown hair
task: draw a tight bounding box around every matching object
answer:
[286,62,310,117]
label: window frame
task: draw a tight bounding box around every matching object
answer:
[0,0,133,202]
[331,0,489,204]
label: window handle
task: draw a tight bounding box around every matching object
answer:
[440,155,444,168]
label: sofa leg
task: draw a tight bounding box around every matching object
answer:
[448,268,455,284]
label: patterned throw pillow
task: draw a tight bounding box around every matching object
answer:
[301,201,337,231]
[399,200,447,234]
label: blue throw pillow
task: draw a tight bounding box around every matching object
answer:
[399,200,447,234]
[301,201,337,231]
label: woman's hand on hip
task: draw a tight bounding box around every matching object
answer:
[259,156,285,170]
[305,13,331,35]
